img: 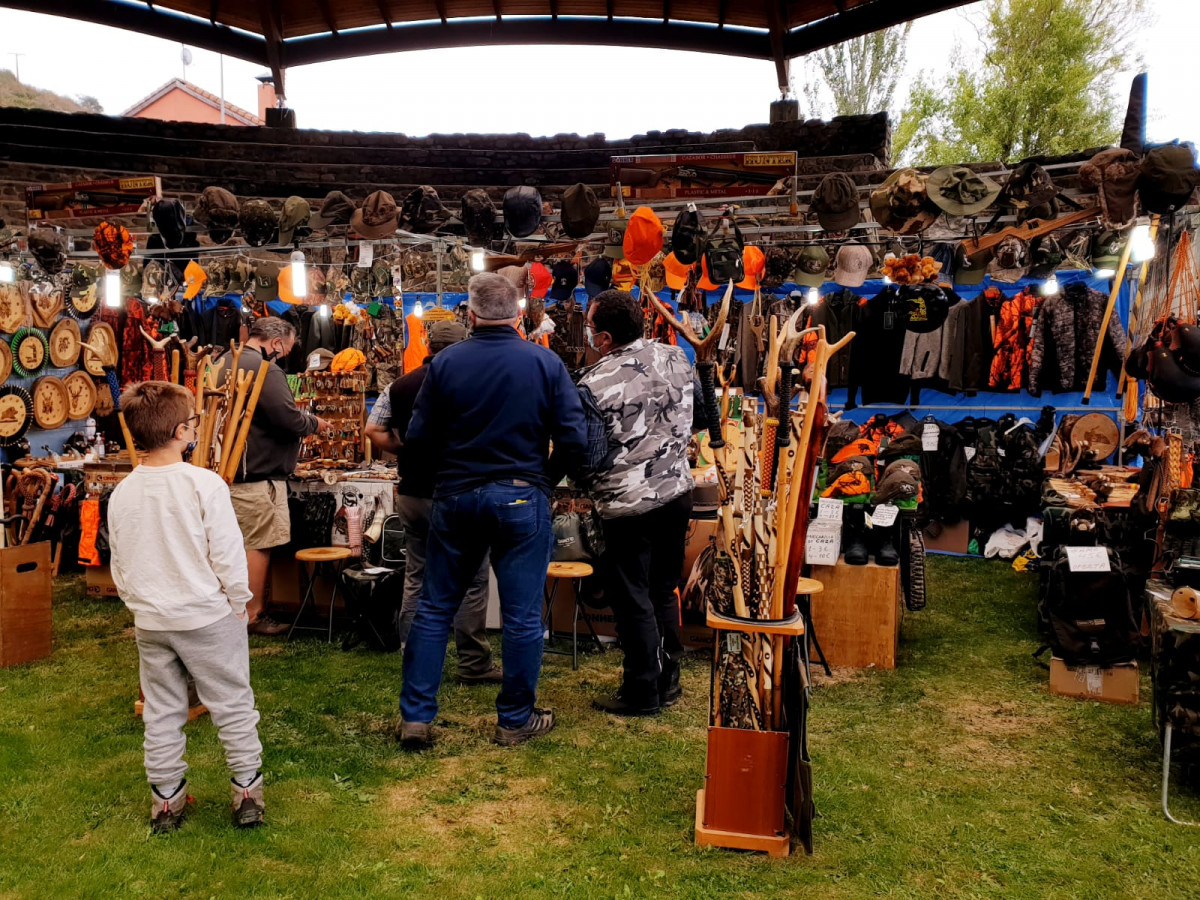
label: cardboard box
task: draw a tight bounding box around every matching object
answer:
[1049,656,1139,705]
[923,519,970,555]
[85,564,119,598]
[0,542,53,667]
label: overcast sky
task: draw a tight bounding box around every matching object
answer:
[0,0,1194,146]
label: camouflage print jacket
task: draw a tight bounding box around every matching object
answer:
[578,338,694,519]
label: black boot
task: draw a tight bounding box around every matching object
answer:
[843,507,869,565]
[875,520,900,566]
[658,664,682,708]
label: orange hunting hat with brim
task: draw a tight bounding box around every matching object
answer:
[663,252,692,291]
[623,206,664,267]
[738,245,766,290]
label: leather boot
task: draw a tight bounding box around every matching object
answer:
[874,520,900,566]
[843,506,869,565]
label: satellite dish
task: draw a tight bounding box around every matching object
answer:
[180,46,193,67]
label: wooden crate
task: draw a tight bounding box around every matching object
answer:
[0,542,53,667]
[809,556,902,669]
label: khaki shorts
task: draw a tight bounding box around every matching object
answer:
[230,480,290,551]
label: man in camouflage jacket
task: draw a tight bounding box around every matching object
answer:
[579,290,696,716]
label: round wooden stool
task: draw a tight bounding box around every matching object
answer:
[544,560,603,670]
[289,546,354,643]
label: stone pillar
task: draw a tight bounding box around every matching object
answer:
[770,99,799,124]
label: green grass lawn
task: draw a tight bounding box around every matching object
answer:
[2,556,1199,899]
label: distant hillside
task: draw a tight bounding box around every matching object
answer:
[0,69,101,113]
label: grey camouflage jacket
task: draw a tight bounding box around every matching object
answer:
[578,338,694,519]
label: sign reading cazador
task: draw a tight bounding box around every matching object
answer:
[611,151,797,200]
[25,177,162,221]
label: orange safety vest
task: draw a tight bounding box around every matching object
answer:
[403,313,428,374]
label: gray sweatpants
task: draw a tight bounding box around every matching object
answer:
[395,494,493,678]
[135,611,263,786]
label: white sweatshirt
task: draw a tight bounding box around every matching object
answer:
[109,462,253,631]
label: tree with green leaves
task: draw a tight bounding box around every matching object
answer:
[893,0,1145,166]
[800,24,913,120]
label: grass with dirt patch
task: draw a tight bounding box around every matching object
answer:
[1,556,1199,899]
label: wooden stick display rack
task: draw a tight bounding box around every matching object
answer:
[296,371,367,469]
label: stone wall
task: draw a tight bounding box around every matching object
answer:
[0,106,890,224]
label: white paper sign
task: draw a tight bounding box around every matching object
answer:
[964,446,976,461]
[1066,546,1111,573]
[921,422,939,452]
[1084,667,1104,696]
[869,504,899,527]
[357,241,374,268]
[817,497,844,521]
[806,524,841,566]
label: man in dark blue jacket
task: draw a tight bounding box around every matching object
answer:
[399,272,588,749]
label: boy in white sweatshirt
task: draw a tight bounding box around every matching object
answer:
[108,381,265,833]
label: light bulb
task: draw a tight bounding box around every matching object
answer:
[414,300,424,319]
[1041,275,1059,296]
[104,269,121,308]
[290,250,307,299]
[805,287,819,305]
[518,297,527,310]
[318,303,330,318]
[1093,267,1116,279]
[470,250,485,272]
[0,261,13,284]
[1130,223,1155,263]
[882,275,892,285]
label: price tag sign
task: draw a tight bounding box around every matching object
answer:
[964,446,976,462]
[922,422,939,452]
[725,633,742,654]
[870,504,899,527]
[806,526,840,566]
[817,497,844,521]
[1066,546,1111,572]
[357,241,374,268]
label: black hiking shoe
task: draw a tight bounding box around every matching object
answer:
[593,691,661,717]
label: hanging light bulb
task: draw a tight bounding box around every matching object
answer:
[470,250,485,272]
[290,250,307,299]
[0,261,13,284]
[882,275,892,285]
[104,268,122,308]
[518,297,527,310]
[318,303,330,318]
[805,287,820,305]
[414,300,424,319]
[1130,223,1155,263]
[1093,267,1116,279]
[1041,275,1060,296]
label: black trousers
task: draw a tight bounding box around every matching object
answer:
[600,491,692,703]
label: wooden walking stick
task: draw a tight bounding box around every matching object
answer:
[1082,231,1136,405]
[1119,215,1162,399]
[220,361,271,484]
[645,280,733,450]
[117,412,139,467]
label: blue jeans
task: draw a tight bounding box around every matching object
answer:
[400,481,553,729]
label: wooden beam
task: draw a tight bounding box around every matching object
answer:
[784,0,967,55]
[314,0,340,34]
[717,0,726,27]
[549,0,558,19]
[765,0,788,94]
[607,0,613,21]
[257,0,286,99]
[663,0,670,23]
[376,0,394,28]
[432,0,448,24]
[493,0,502,20]
[209,0,219,24]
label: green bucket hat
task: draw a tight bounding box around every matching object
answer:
[927,166,1001,216]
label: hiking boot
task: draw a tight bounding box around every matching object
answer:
[658,667,682,709]
[844,529,869,565]
[494,707,555,746]
[457,664,504,686]
[247,615,288,636]
[593,690,661,717]
[230,773,265,829]
[397,719,433,751]
[875,523,900,566]
[150,781,191,834]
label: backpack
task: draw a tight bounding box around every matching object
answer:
[704,217,745,285]
[340,566,405,652]
[670,207,704,264]
[1036,547,1139,666]
[574,382,620,486]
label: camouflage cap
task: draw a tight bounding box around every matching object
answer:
[29,229,67,274]
[461,189,496,245]
[141,260,165,299]
[120,261,143,295]
[70,262,98,297]
[195,186,239,243]
[277,195,311,245]
[401,185,449,234]
[999,162,1058,210]
[870,169,938,235]
[239,199,278,247]
[252,262,280,303]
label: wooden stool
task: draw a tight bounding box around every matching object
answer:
[544,560,604,670]
[288,546,353,643]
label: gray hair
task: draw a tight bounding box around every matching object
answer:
[248,316,296,343]
[468,272,520,321]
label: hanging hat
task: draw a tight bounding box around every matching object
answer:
[987,236,1031,283]
[461,189,496,245]
[953,244,991,286]
[1138,143,1200,215]
[240,199,278,247]
[497,264,530,296]
[401,185,449,234]
[351,190,399,240]
[1079,148,1141,231]
[1000,162,1058,213]
[874,459,921,505]
[194,187,240,243]
[561,184,601,239]
[645,253,668,293]
[737,246,765,290]
[670,207,704,265]
[1092,230,1126,270]
[792,245,830,288]
[811,172,861,232]
[584,258,612,298]
[92,222,134,269]
[548,261,579,301]
[832,242,872,288]
[252,262,280,303]
[761,246,793,290]
[1028,236,1064,279]
[604,219,627,260]
[278,196,312,245]
[1060,230,1092,271]
[870,169,938,235]
[623,206,664,267]
[503,186,543,238]
[611,258,636,291]
[927,166,1001,216]
[529,262,553,299]
[152,198,188,249]
[662,252,692,292]
[309,190,356,228]
[29,229,67,275]
[182,260,207,300]
[120,261,143,297]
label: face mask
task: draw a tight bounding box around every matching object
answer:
[586,325,604,351]
[263,342,282,363]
